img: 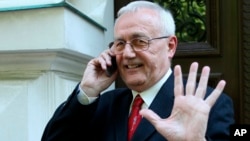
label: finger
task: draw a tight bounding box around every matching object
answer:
[100,50,113,66]
[174,65,184,97]
[195,66,210,98]
[186,62,198,96]
[205,80,226,106]
[98,49,116,70]
[98,57,108,70]
[140,109,161,126]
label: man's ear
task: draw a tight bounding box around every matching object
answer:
[167,36,177,59]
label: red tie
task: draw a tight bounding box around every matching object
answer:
[128,95,144,141]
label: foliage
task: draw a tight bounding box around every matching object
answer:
[154,0,206,42]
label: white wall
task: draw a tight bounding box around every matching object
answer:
[0,0,114,140]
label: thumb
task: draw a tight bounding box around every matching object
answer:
[140,109,161,126]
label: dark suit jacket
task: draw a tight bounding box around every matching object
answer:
[41,73,234,141]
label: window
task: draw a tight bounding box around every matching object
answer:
[154,0,220,57]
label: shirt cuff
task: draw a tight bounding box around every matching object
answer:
[77,85,98,105]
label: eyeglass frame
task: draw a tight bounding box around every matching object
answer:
[108,35,170,55]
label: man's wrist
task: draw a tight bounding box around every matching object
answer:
[79,83,100,97]
[77,85,98,105]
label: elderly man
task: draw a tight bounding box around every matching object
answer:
[42,1,234,141]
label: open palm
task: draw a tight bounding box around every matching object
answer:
[140,62,226,141]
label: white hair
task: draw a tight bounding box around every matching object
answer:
[116,1,176,36]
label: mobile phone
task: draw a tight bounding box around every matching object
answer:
[106,56,117,77]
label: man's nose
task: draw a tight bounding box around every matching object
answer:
[122,43,136,58]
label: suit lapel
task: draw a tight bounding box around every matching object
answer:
[132,74,175,141]
[114,89,133,141]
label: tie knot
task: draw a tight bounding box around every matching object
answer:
[132,95,144,108]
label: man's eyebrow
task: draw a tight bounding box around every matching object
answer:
[114,33,149,40]
[131,33,148,38]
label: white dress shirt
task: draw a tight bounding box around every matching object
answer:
[130,69,172,112]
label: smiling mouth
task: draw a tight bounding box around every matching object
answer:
[126,64,143,69]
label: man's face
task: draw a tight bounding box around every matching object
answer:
[114,8,177,92]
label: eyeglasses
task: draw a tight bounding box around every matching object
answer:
[109,36,170,55]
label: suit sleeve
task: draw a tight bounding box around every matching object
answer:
[205,92,235,141]
[41,84,99,141]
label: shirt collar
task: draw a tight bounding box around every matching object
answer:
[132,68,172,107]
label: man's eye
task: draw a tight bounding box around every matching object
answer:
[134,39,147,45]
[116,42,125,47]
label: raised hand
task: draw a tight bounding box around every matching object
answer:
[80,50,118,97]
[140,62,226,141]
